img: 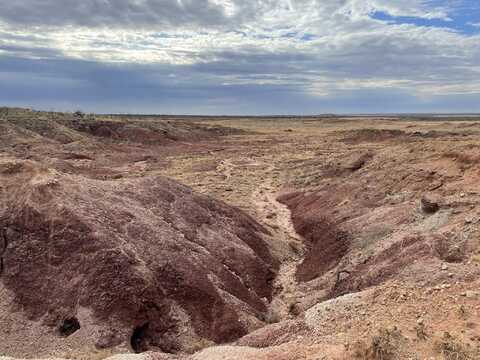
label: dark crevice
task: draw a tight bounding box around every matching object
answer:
[131,323,150,353]
[0,226,7,276]
[58,317,81,337]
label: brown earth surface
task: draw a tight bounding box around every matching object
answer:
[2,109,480,359]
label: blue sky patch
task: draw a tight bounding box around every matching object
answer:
[372,8,480,35]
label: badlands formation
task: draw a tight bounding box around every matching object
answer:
[1,108,480,359]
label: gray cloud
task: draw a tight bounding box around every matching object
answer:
[0,0,237,29]
[1,54,479,115]
[0,0,479,114]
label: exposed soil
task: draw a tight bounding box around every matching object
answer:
[2,109,480,360]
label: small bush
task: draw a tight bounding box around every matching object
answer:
[74,110,85,118]
[415,323,428,341]
[352,327,403,360]
[434,332,476,360]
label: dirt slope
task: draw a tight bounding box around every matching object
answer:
[0,158,278,356]
[279,128,480,302]
[0,110,277,358]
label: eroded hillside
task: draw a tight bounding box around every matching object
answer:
[1,110,480,360]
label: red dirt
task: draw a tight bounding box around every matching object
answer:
[275,192,350,282]
[0,111,278,355]
[0,163,278,352]
[330,234,434,297]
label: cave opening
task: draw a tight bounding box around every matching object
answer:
[131,323,150,353]
[58,317,81,337]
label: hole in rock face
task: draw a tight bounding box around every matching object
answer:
[58,317,81,337]
[131,323,150,353]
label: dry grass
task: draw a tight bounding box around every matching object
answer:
[352,327,404,360]
[434,332,478,360]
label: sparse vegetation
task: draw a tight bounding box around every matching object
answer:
[74,110,86,118]
[415,323,428,341]
[369,328,403,360]
[434,332,478,360]
[352,328,404,360]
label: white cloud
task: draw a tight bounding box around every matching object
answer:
[360,0,450,19]
[0,0,479,104]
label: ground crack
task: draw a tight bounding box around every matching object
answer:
[0,226,7,276]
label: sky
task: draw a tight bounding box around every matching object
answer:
[0,0,479,115]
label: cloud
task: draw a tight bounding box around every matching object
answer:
[0,0,237,29]
[0,0,451,30]
[0,0,479,113]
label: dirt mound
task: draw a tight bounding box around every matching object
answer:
[331,234,434,297]
[340,128,406,143]
[0,108,247,148]
[0,160,278,355]
[62,116,247,144]
[66,120,175,144]
[0,109,250,184]
[313,152,374,179]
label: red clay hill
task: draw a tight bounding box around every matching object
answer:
[0,109,277,355]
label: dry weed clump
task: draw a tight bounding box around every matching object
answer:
[434,332,479,360]
[351,327,404,360]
